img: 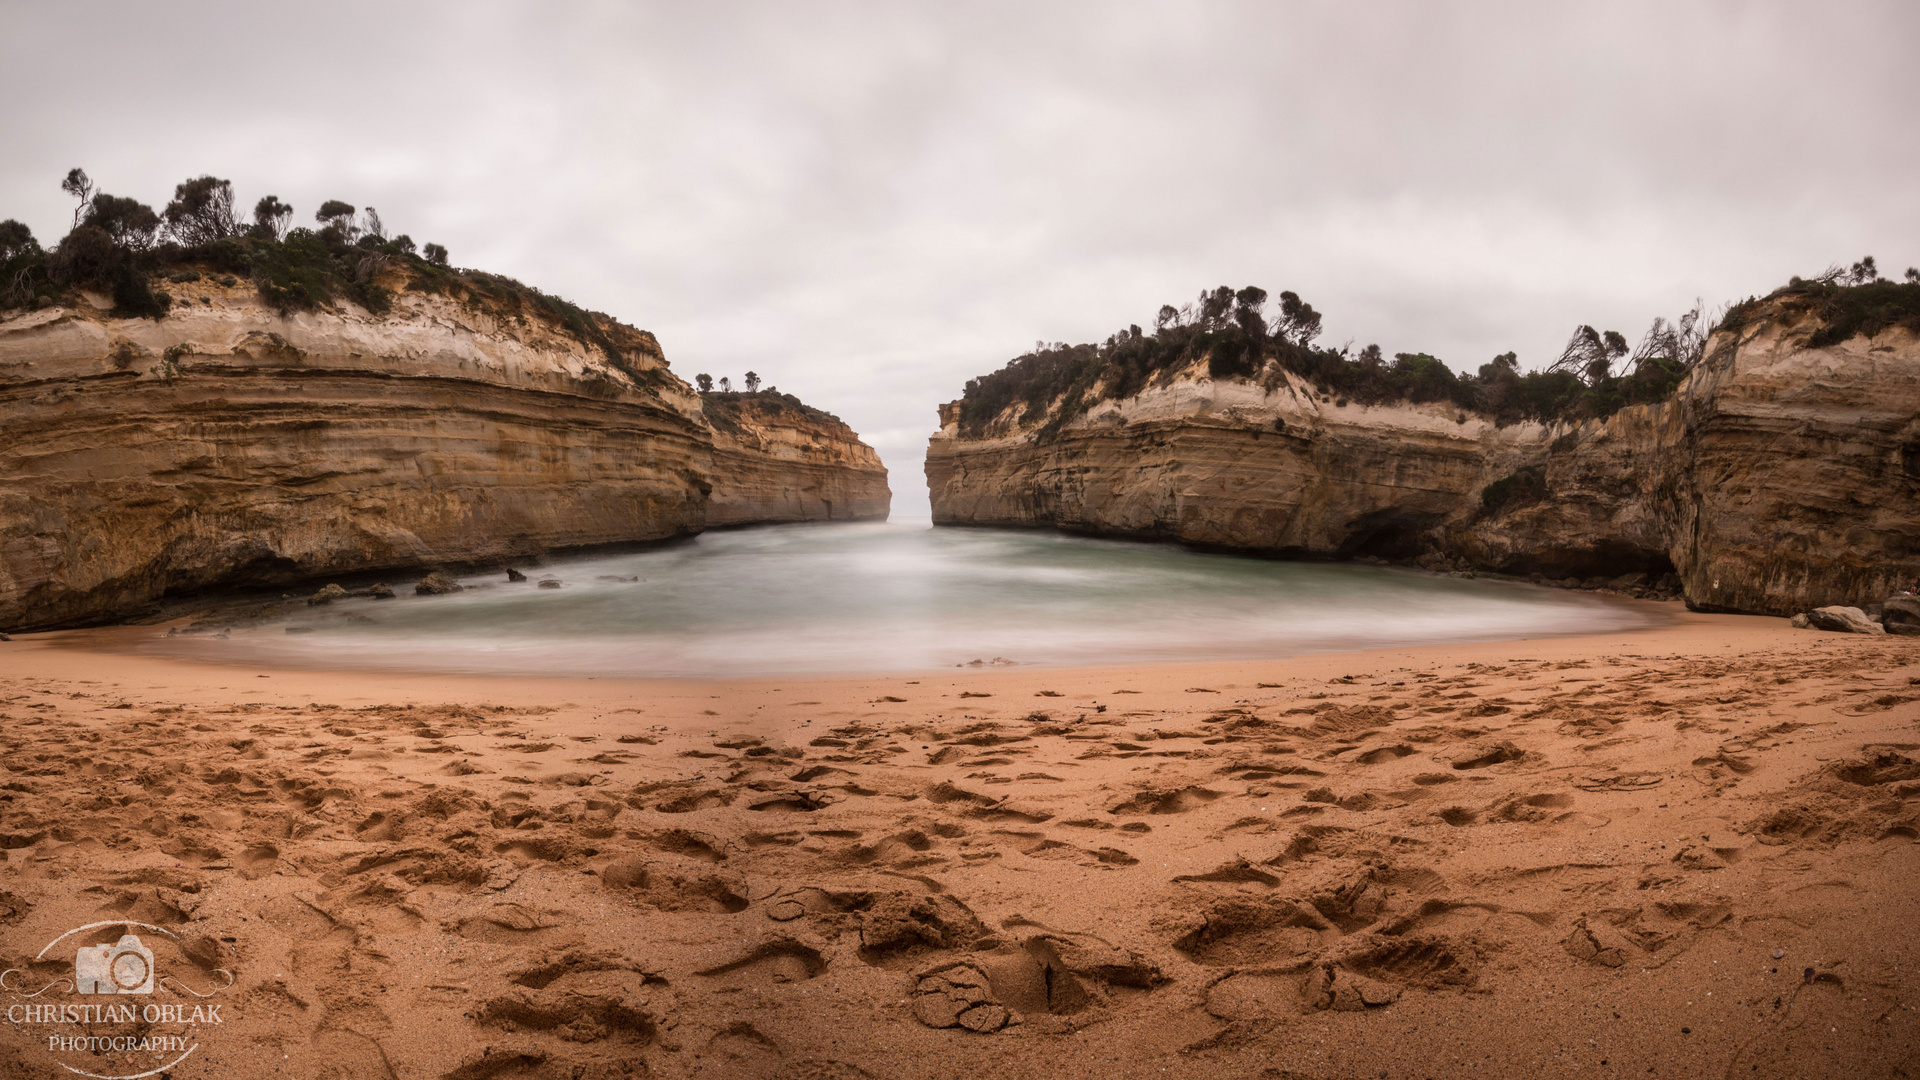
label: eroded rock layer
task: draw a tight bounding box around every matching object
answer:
[928,309,1920,616]
[0,281,886,629]
[701,392,891,527]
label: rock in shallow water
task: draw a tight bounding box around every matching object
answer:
[306,583,348,606]
[415,571,463,596]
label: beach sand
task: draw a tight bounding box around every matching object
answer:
[0,611,1915,1079]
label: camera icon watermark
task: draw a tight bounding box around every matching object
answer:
[3,921,233,1079]
[73,935,155,996]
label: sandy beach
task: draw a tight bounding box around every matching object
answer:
[0,610,1916,1079]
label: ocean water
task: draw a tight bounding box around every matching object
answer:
[143,522,1664,678]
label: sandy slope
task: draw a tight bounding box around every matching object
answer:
[0,613,1915,1079]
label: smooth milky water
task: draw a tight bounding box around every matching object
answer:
[145,522,1665,677]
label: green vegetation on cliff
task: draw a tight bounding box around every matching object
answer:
[0,169,665,387]
[1720,258,1920,348]
[698,389,849,436]
[957,268,1918,439]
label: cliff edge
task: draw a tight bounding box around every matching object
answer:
[928,289,1920,616]
[0,277,887,630]
[701,391,891,527]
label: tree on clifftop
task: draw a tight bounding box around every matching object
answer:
[744,370,761,392]
[82,193,161,251]
[163,176,242,247]
[315,200,357,244]
[251,195,294,241]
[0,220,33,262]
[695,373,713,392]
[60,169,94,228]
[1552,325,1628,385]
[1272,290,1323,347]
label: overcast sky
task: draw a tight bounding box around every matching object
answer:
[5,2,1917,516]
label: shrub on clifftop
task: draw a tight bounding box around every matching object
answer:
[1,169,663,388]
[1718,259,1920,348]
[954,271,1909,440]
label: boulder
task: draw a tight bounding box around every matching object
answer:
[1789,613,1810,629]
[415,572,464,596]
[1805,606,1885,635]
[307,583,349,606]
[537,579,563,590]
[366,583,395,599]
[506,568,528,582]
[1882,597,1920,636]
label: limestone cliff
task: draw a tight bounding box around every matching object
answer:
[0,279,886,630]
[700,391,890,527]
[928,299,1920,616]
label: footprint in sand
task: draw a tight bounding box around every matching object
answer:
[639,827,729,863]
[1352,744,1415,765]
[1450,741,1525,770]
[1831,748,1920,787]
[986,829,1137,867]
[1206,970,1310,1020]
[700,1023,786,1078]
[1108,786,1222,815]
[748,790,837,812]
[1301,963,1400,1011]
[600,857,748,912]
[1574,771,1662,791]
[911,929,1166,1032]
[776,1060,878,1079]
[440,1048,553,1080]
[1563,916,1636,967]
[1173,858,1281,888]
[764,887,840,922]
[474,983,657,1048]
[695,938,828,984]
[651,788,736,814]
[237,842,280,879]
[456,904,578,944]
[1172,897,1331,966]
[303,1029,399,1080]
[755,881,986,969]
[1488,791,1576,823]
[1329,934,1477,992]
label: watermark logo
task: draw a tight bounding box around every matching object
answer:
[73,935,154,996]
[3,921,234,1079]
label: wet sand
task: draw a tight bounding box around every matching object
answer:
[0,611,1915,1079]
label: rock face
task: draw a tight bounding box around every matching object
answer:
[1883,597,1920,636]
[0,281,885,630]
[928,302,1920,616]
[701,392,891,527]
